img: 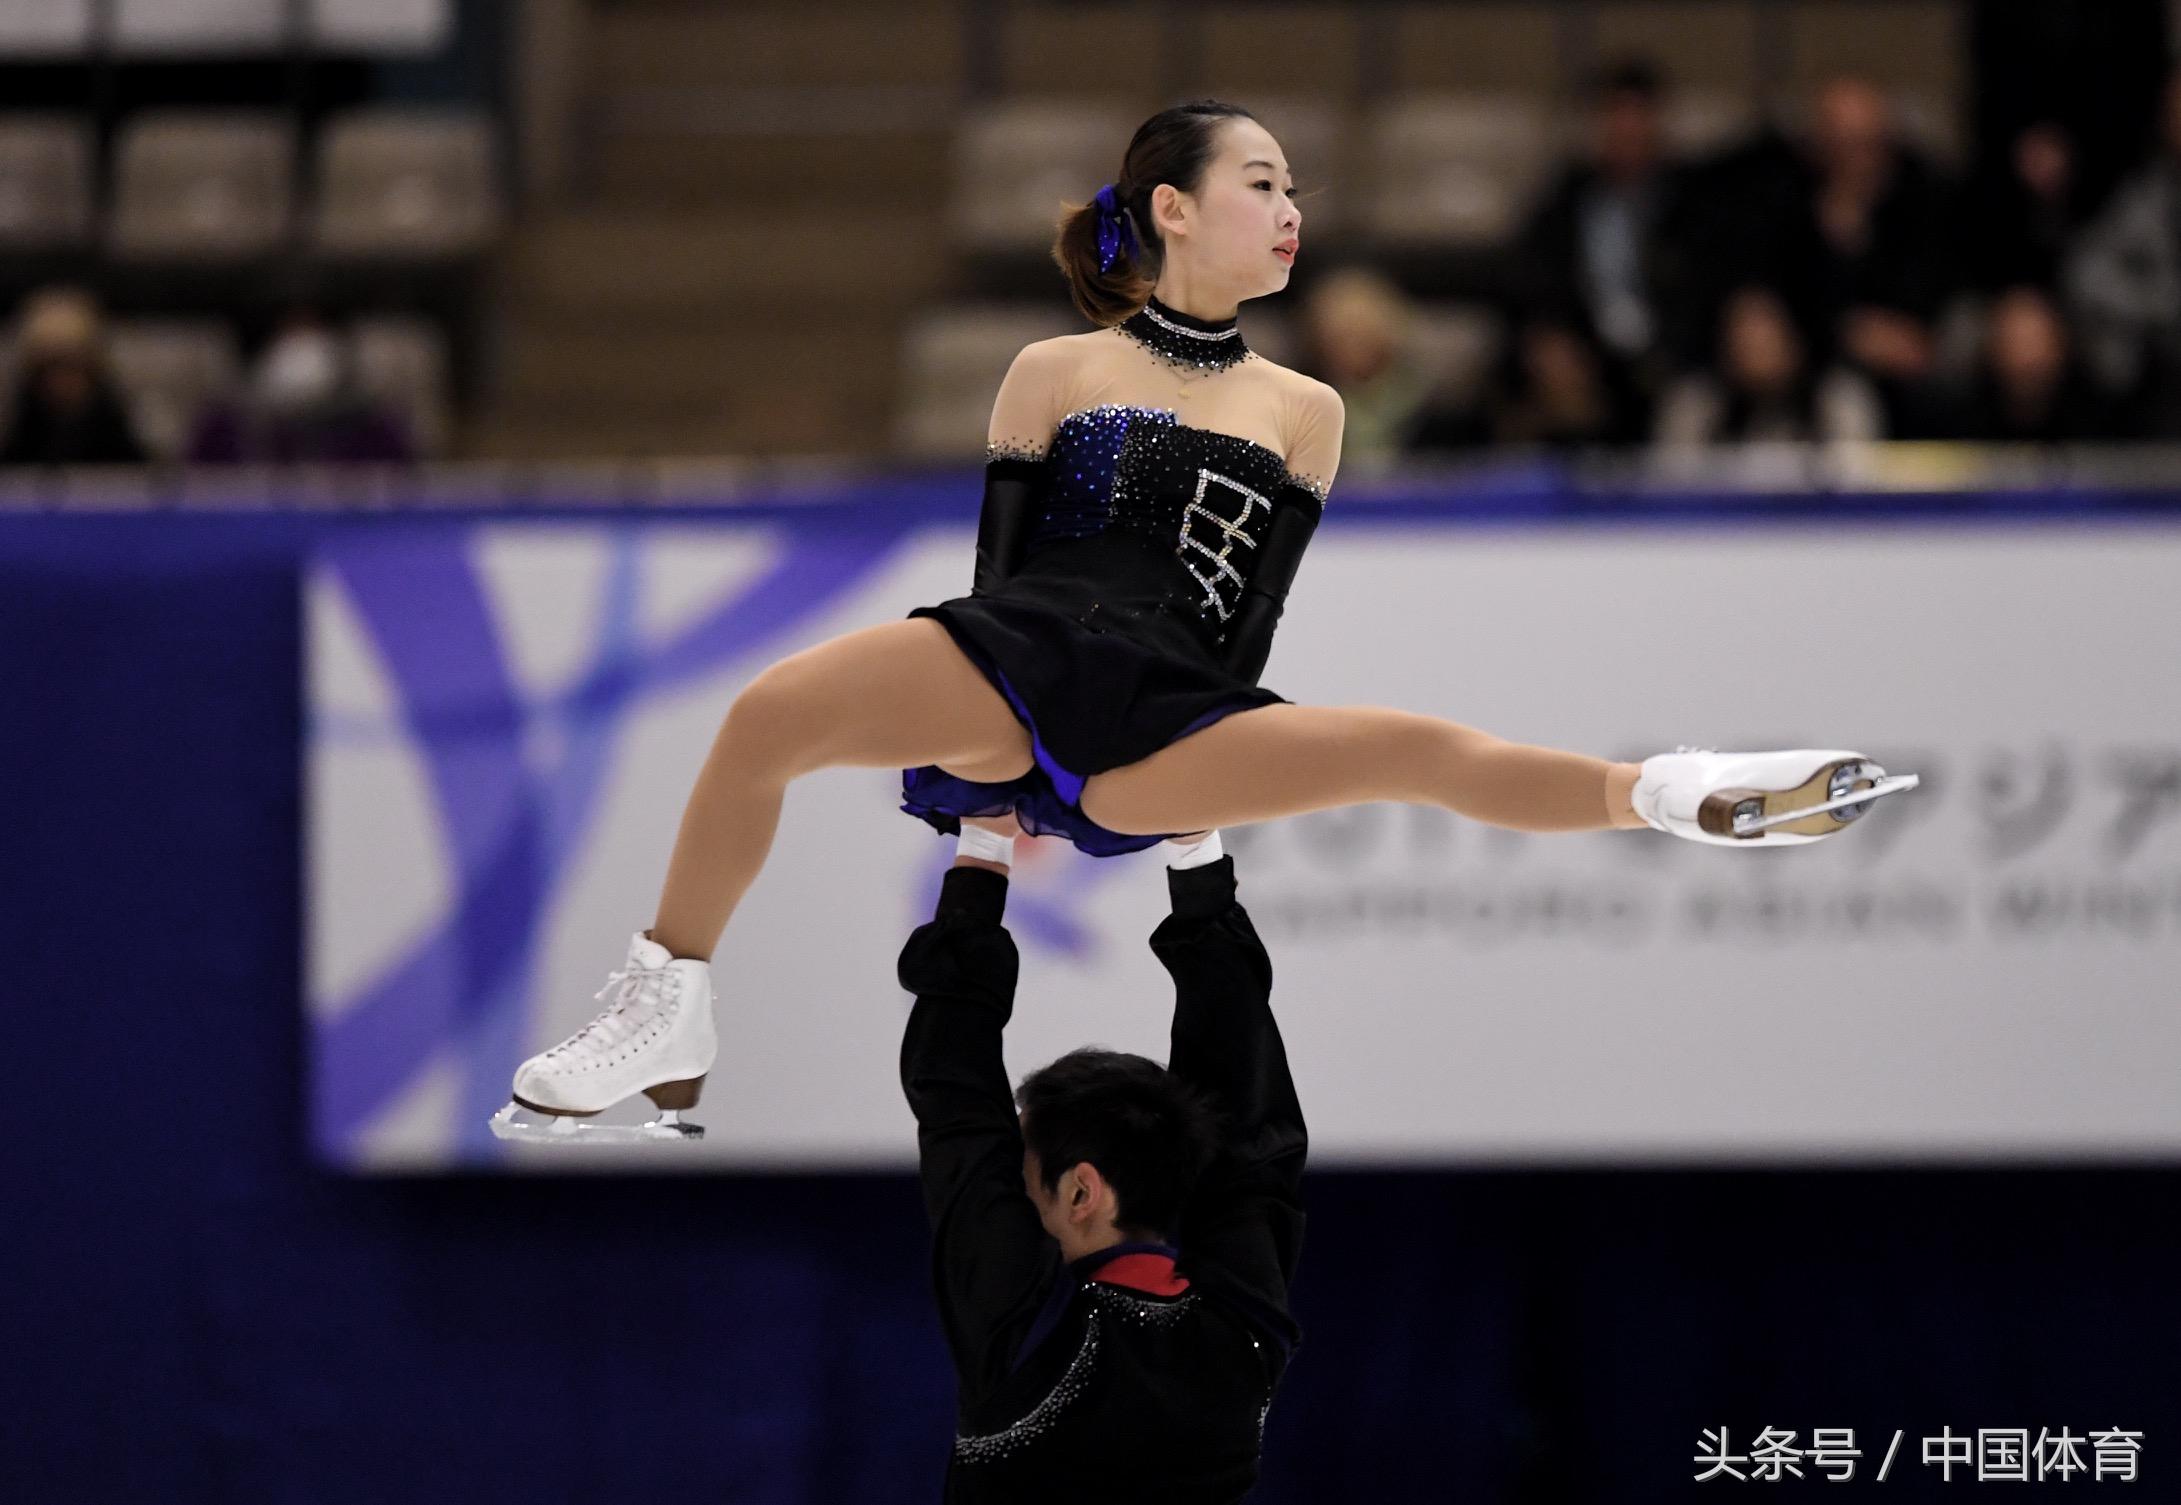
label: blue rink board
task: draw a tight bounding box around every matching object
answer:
[4,483,2177,1505]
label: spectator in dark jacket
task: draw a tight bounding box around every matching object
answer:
[1511,58,1694,434]
[1673,77,1957,436]
[1801,77,1959,432]
[0,286,148,468]
[1961,122,2087,294]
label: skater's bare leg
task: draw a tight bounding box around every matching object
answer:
[650,619,1032,960]
[1079,704,1647,837]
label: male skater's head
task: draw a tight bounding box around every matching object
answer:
[1015,1047,1219,1261]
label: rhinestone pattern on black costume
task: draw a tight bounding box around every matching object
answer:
[952,1314,1102,1464]
[1008,403,1319,633]
[1116,295,1254,375]
[1088,1281,1200,1327]
[951,1285,1204,1466]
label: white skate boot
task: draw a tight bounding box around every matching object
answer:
[488,931,717,1144]
[1631,747,1920,847]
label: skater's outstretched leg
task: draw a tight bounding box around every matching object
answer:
[650,617,1032,961]
[1080,706,1918,848]
[1079,704,1645,837]
[494,617,1031,1143]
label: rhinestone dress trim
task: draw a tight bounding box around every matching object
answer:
[1008,403,1326,635]
[1050,403,1323,504]
[1139,302,1242,343]
[1117,296,1254,375]
[1178,468,1270,622]
[1286,470,1331,504]
[985,408,1329,505]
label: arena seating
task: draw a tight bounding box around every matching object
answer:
[0,0,2038,466]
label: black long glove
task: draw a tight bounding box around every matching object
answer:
[971,456,1046,598]
[1221,485,1324,685]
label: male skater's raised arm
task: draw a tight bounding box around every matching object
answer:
[896,843,1058,1409]
[900,822,1292,1501]
[1152,835,1309,1367]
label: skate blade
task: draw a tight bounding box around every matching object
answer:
[1735,771,1920,835]
[1705,763,1920,839]
[488,1103,705,1144]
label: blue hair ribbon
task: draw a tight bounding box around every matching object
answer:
[1092,183,1138,274]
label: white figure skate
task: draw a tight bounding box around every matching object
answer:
[488,932,717,1145]
[1631,747,1920,847]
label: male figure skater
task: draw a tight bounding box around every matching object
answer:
[898,820,1306,1502]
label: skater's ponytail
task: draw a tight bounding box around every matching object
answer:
[1052,99,1258,327]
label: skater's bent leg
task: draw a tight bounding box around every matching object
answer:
[650,618,1031,960]
[1078,704,1648,837]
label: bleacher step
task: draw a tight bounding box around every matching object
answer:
[586,124,950,211]
[498,317,898,410]
[592,5,964,94]
[505,210,947,316]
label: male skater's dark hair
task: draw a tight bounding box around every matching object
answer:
[1015,1048,1222,1237]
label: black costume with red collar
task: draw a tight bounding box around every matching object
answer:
[897,856,1307,1502]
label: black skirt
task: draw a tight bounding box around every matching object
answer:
[899,590,1286,857]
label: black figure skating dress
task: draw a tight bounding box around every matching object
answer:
[901,297,1335,856]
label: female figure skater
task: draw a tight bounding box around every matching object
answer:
[491,100,1915,1143]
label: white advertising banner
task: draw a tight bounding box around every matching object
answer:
[307,517,2181,1171]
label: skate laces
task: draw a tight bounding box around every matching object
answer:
[545,964,679,1061]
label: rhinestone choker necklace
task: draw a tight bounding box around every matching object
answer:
[1117,295,1252,375]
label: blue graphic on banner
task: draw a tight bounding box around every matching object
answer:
[310,519,920,1162]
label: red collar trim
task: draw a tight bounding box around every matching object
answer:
[1089,1251,1191,1297]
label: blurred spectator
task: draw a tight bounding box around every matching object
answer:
[188,312,414,465]
[1805,78,1956,425]
[1944,286,2111,443]
[1961,122,2085,292]
[1675,78,1955,434]
[1511,58,1692,433]
[1479,322,1623,451]
[1970,0,2170,222]
[0,287,148,467]
[1654,286,1883,445]
[1298,268,1445,464]
[2066,67,2181,435]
